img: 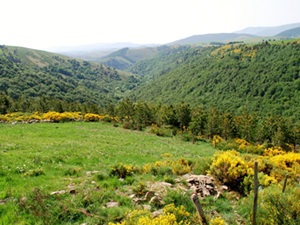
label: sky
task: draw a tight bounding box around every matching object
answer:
[1,0,300,51]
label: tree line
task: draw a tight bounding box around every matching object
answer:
[1,95,299,150]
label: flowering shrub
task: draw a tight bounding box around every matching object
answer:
[235,138,250,150]
[212,135,223,147]
[42,111,81,122]
[263,146,286,156]
[150,124,175,137]
[209,150,248,187]
[209,217,227,225]
[83,113,102,122]
[142,159,192,176]
[110,163,135,178]
[171,158,192,175]
[210,149,300,194]
[108,204,191,225]
[268,152,300,181]
[150,161,172,176]
[238,185,300,225]
[0,114,10,122]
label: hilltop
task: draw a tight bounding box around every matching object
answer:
[276,26,300,38]
[235,22,300,36]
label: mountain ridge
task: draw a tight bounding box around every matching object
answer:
[235,22,300,36]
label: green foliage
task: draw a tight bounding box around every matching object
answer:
[238,185,300,224]
[0,45,138,108]
[130,40,300,124]
[110,163,135,179]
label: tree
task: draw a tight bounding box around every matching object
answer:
[134,101,153,130]
[189,106,207,143]
[0,94,10,114]
[206,106,221,139]
[176,102,191,130]
[116,98,135,129]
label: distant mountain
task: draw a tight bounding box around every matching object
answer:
[169,33,258,45]
[235,23,300,36]
[98,46,161,70]
[51,42,159,61]
[276,26,300,38]
[0,45,139,106]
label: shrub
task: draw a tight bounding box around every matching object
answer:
[132,182,148,197]
[268,152,300,181]
[150,124,175,137]
[150,161,172,176]
[238,185,300,224]
[64,167,82,176]
[0,114,10,122]
[108,204,191,225]
[209,217,227,225]
[83,113,102,122]
[209,150,248,191]
[110,163,135,179]
[264,146,286,156]
[171,158,192,175]
[163,190,195,215]
[193,157,212,175]
[23,168,45,177]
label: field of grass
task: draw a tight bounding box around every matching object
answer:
[0,122,216,224]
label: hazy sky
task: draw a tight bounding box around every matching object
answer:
[1,0,300,50]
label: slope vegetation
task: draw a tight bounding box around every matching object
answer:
[0,45,138,106]
[98,47,159,70]
[130,40,300,122]
[276,26,300,38]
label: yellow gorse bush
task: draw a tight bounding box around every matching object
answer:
[209,216,227,225]
[209,149,300,192]
[108,204,191,225]
[263,146,286,156]
[268,152,300,181]
[43,111,82,122]
[209,150,248,184]
[234,138,250,150]
[0,111,120,123]
[212,135,223,147]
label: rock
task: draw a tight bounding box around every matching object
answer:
[106,201,119,208]
[86,171,99,176]
[149,196,164,206]
[0,197,14,205]
[79,208,91,217]
[185,174,223,198]
[152,209,163,218]
[129,194,135,199]
[143,204,151,211]
[50,190,67,195]
[145,191,155,201]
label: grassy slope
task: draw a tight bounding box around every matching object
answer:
[0,122,214,197]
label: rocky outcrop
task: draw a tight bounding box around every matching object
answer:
[184,174,228,199]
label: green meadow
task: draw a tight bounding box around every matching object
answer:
[0,122,215,224]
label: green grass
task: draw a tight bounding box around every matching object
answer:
[0,122,215,224]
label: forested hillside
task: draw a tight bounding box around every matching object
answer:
[130,40,300,123]
[0,45,139,110]
[128,45,193,80]
[98,45,192,71]
[276,26,300,38]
